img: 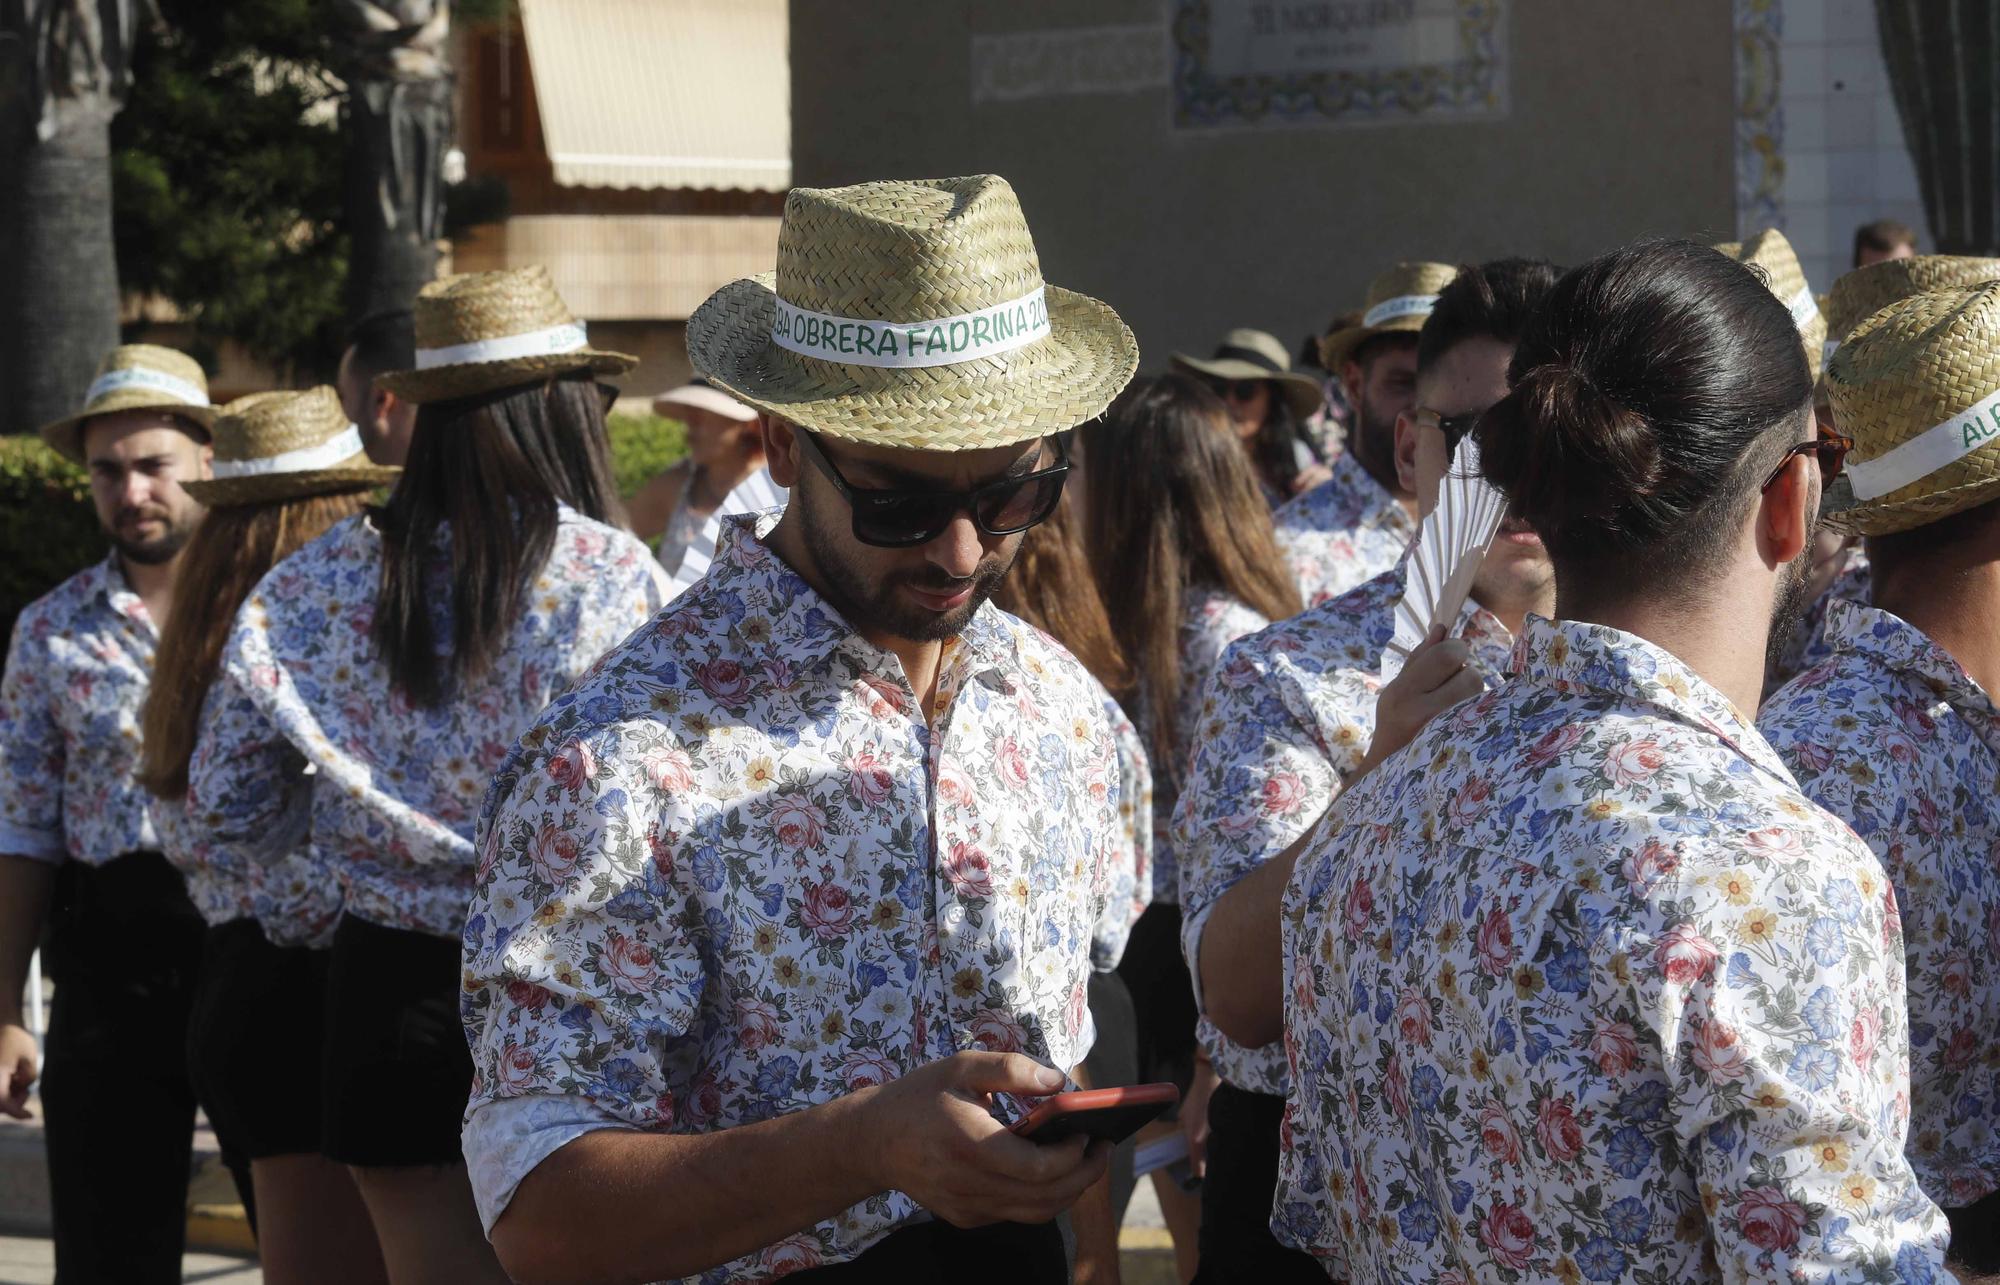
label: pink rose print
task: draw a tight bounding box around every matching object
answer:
[847,749,895,808]
[1479,1202,1537,1270]
[1737,1187,1806,1252]
[737,998,783,1051]
[1654,922,1720,985]
[530,822,582,883]
[945,840,994,899]
[1692,1016,1749,1082]
[1479,1103,1522,1164]
[769,795,828,852]
[1261,771,1309,817]
[602,933,658,990]
[642,745,696,795]
[1849,1007,1881,1071]
[966,1009,1023,1053]
[1590,1019,1640,1077]
[1524,722,1585,768]
[695,658,753,703]
[761,1235,822,1278]
[800,878,855,940]
[840,1048,902,1090]
[1475,906,1515,976]
[547,738,596,796]
[1744,826,1805,860]
[1343,875,1375,944]
[505,979,553,1010]
[1605,737,1667,785]
[497,1043,539,1093]
[1396,987,1433,1048]
[1536,1094,1584,1165]
[1383,1054,1410,1119]
[1446,775,1491,827]
[996,736,1031,792]
[937,764,976,809]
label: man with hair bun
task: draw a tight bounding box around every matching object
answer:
[1760,281,2000,1278]
[1275,239,1947,1281]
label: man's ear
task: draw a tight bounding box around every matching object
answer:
[1758,451,1815,569]
[1340,358,1365,408]
[762,415,802,487]
[1393,410,1420,495]
[374,387,400,426]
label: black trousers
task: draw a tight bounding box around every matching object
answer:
[40,852,212,1284]
[788,1218,1067,1282]
[1191,1083,1326,1284]
[1948,1187,2000,1275]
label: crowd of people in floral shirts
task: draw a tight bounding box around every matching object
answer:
[2,173,1997,1285]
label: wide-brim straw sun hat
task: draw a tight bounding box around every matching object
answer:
[374,264,636,404]
[1824,253,2000,359]
[1716,229,1828,384]
[1170,328,1325,421]
[685,174,1139,451]
[39,344,217,464]
[1822,281,2000,535]
[653,379,757,423]
[1319,262,1460,371]
[181,386,401,507]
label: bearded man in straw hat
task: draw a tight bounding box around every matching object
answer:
[462,175,1141,1283]
[1760,281,2000,1279]
[1277,262,1456,607]
[1,344,224,1282]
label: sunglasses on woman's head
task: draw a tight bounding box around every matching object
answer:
[1760,424,1853,494]
[793,430,1070,548]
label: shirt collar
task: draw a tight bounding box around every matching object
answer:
[1511,615,1796,784]
[709,514,1020,693]
[1825,598,2000,742]
[90,553,157,635]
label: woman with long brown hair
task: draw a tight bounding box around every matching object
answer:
[186,268,668,1284]
[140,386,397,1285]
[1079,371,1303,1281]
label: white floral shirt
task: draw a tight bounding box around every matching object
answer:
[1765,545,1872,700]
[1278,617,1948,1283]
[1092,684,1151,970]
[1272,450,1416,608]
[1761,599,2000,1211]
[1175,565,1514,1096]
[187,507,666,937]
[460,515,1122,1280]
[150,785,339,949]
[0,556,162,865]
[1143,588,1273,907]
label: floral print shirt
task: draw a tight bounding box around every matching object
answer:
[1175,566,1513,1096]
[1765,545,1872,701]
[151,783,339,949]
[187,507,666,938]
[459,515,1122,1280]
[1143,588,1273,907]
[1092,683,1151,969]
[0,556,162,865]
[1272,450,1416,608]
[1760,600,2000,1211]
[1278,617,1948,1283]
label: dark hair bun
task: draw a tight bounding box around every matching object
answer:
[1479,361,1662,535]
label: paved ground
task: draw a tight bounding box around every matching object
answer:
[0,1236,260,1284]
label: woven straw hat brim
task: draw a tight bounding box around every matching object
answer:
[374,348,638,405]
[39,396,217,465]
[1319,315,1425,373]
[1167,354,1324,420]
[180,458,402,507]
[687,273,1139,450]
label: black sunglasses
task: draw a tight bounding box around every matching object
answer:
[1412,406,1481,457]
[793,431,1070,548]
[1207,377,1269,403]
[1761,425,1853,493]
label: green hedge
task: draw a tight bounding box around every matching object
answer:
[1,415,689,651]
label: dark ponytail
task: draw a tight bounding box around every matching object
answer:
[1477,239,1812,597]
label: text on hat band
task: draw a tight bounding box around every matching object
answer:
[209,425,366,479]
[1846,384,2000,501]
[771,287,1050,370]
[1788,284,1820,331]
[415,321,590,370]
[1362,294,1440,329]
[86,367,210,409]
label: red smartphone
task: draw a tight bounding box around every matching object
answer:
[1010,1083,1180,1145]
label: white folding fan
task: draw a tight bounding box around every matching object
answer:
[1382,435,1508,676]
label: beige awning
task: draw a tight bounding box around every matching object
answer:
[517,0,790,192]
[451,215,782,320]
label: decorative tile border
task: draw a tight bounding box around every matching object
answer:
[1735,0,1785,236]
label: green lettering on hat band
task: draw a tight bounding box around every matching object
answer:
[1847,382,2000,500]
[771,286,1052,369]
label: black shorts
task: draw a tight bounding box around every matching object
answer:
[320,913,473,1168]
[186,917,331,1160]
[1115,903,1198,1092]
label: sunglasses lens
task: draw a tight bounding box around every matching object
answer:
[1818,438,1850,483]
[852,494,955,547]
[983,471,1068,535]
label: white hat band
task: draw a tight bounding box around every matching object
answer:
[1824,339,1841,363]
[1362,294,1440,328]
[1846,385,2000,500]
[209,425,366,479]
[1789,283,1820,330]
[654,385,757,422]
[86,366,210,408]
[771,286,1050,370]
[416,321,589,369]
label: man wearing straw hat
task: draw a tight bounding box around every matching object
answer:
[1278,262,1457,606]
[1760,281,2000,1279]
[0,344,218,1281]
[463,175,1138,1283]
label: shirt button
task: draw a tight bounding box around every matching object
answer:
[943,903,965,930]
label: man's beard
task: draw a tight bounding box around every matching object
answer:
[797,484,1014,643]
[1764,525,1820,675]
[1349,388,1402,494]
[107,505,198,566]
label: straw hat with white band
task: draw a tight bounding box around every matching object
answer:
[1823,254,2000,362]
[39,344,216,464]
[686,174,1138,451]
[653,379,757,424]
[374,264,637,405]
[1169,328,1326,421]
[1716,229,1827,383]
[1823,282,2000,535]
[1318,262,1460,372]
[181,386,401,507]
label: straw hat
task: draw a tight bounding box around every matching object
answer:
[181,387,400,507]
[653,379,757,423]
[1716,229,1827,383]
[39,344,216,464]
[374,265,636,404]
[1170,329,1325,421]
[1823,254,2000,354]
[1319,263,1460,371]
[686,174,1138,451]
[1822,282,2000,535]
